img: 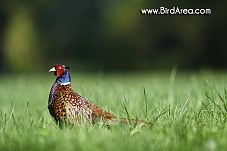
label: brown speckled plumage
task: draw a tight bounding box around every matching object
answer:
[48,64,116,126]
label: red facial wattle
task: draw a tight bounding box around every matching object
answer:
[55,65,65,77]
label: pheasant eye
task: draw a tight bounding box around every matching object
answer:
[56,66,63,70]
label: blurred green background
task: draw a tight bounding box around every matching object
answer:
[0,0,226,72]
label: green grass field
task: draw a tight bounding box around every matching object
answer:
[1,70,227,151]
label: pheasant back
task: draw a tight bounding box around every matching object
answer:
[48,76,116,126]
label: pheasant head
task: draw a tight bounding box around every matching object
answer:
[49,64,71,85]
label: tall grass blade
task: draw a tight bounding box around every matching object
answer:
[168,67,177,105]
[218,92,227,112]
[143,86,149,120]
[122,92,131,125]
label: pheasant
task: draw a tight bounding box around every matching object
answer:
[48,64,149,127]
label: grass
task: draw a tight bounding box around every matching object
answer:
[1,70,227,151]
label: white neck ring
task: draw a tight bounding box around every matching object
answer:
[61,82,71,85]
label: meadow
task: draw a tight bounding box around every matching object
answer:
[0,70,227,151]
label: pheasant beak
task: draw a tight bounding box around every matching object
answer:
[49,67,56,72]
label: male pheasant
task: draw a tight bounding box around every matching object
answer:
[48,64,149,127]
